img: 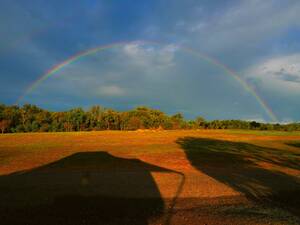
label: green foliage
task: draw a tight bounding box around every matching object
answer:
[0,103,299,133]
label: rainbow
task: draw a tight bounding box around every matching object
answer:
[16,40,278,122]
[180,47,278,122]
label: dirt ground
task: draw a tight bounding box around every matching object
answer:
[0,130,299,225]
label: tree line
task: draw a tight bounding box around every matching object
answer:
[0,103,299,133]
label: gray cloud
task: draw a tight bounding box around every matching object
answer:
[276,72,300,83]
[142,1,300,71]
[1,0,300,121]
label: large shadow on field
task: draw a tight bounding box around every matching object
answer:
[177,137,300,216]
[0,152,170,225]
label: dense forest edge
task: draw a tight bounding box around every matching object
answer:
[0,103,299,133]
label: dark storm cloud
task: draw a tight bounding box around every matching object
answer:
[1,0,300,121]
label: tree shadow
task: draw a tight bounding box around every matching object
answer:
[0,151,172,225]
[177,137,300,217]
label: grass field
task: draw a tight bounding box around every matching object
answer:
[0,130,300,225]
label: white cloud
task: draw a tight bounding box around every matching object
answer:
[245,54,300,94]
[244,117,267,123]
[122,42,177,69]
[95,85,125,97]
[188,22,207,32]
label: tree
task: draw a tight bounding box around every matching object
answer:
[67,108,85,131]
[86,105,104,129]
[171,113,184,129]
[250,121,261,129]
[195,116,206,128]
[127,116,142,130]
[63,122,73,132]
[119,112,130,130]
[103,109,120,130]
[0,120,10,133]
[36,111,51,131]
[0,103,299,133]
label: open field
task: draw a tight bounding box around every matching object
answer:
[0,130,300,225]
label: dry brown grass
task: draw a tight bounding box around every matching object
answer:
[0,130,299,224]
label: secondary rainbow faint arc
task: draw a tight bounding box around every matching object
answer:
[16,40,278,122]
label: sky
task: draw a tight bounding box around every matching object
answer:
[1,0,300,122]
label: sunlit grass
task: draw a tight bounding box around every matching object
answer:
[0,130,299,224]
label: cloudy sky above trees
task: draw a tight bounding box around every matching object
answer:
[1,0,300,122]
